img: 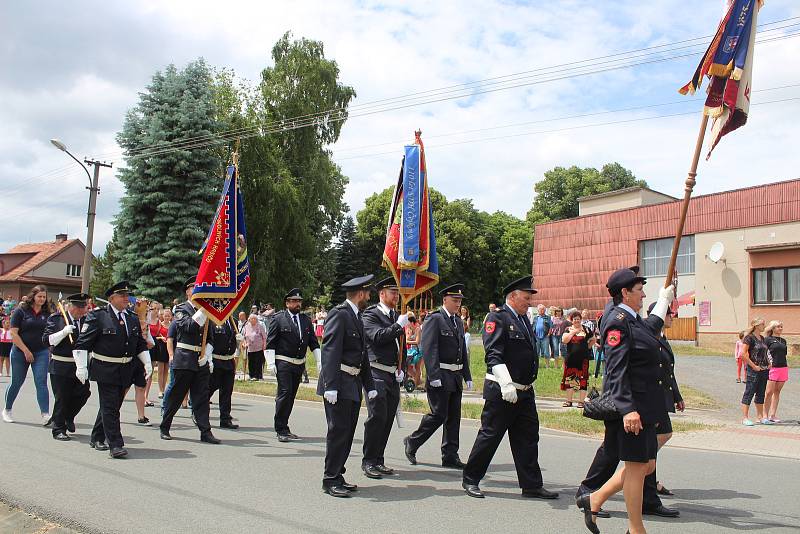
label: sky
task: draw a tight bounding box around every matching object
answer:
[1,0,799,254]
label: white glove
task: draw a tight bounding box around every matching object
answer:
[429,379,442,388]
[265,349,276,375]
[396,370,405,383]
[650,284,675,321]
[236,333,244,342]
[395,313,409,328]
[49,324,76,346]
[137,351,153,381]
[192,309,207,326]
[204,344,214,372]
[367,389,378,400]
[324,390,338,404]
[208,357,214,373]
[492,363,518,404]
[466,381,473,390]
[312,348,321,371]
[73,349,89,384]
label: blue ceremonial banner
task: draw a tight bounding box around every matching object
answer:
[191,164,251,325]
[400,144,422,267]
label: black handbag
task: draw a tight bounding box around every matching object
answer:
[582,386,621,421]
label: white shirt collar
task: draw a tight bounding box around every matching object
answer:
[504,303,519,319]
[109,303,125,317]
[618,303,638,318]
[441,306,454,319]
[345,299,360,316]
[377,302,392,316]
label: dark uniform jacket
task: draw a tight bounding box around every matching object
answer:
[43,312,84,376]
[650,329,683,414]
[362,303,404,395]
[601,305,671,424]
[171,301,208,371]
[266,309,319,360]
[73,306,147,386]
[482,304,538,401]
[421,308,471,392]
[316,301,375,402]
[208,319,238,372]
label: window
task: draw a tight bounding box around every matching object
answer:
[639,236,695,277]
[753,267,800,304]
[65,264,81,278]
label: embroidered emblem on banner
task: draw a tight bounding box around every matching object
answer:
[607,330,622,347]
[485,321,496,334]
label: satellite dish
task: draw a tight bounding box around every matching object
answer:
[708,242,725,263]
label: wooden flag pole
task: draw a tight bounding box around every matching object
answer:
[56,299,74,344]
[664,113,709,288]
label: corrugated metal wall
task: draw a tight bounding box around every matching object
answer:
[532,178,800,314]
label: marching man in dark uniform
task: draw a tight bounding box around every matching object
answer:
[44,293,92,441]
[403,283,472,469]
[317,275,377,498]
[72,281,152,458]
[361,277,409,479]
[265,288,320,442]
[159,277,220,444]
[207,316,243,429]
[462,276,558,499]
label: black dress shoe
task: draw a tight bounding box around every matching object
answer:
[522,487,559,499]
[575,493,610,518]
[160,431,172,440]
[576,493,600,534]
[643,504,680,518]
[90,441,109,451]
[403,437,417,465]
[285,432,300,441]
[322,485,351,498]
[201,433,221,444]
[109,447,128,459]
[375,464,394,475]
[341,481,358,492]
[277,434,291,443]
[220,421,239,429]
[362,464,383,479]
[53,432,71,441]
[442,457,465,469]
[66,420,76,433]
[462,481,484,498]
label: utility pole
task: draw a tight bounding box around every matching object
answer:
[81,159,112,294]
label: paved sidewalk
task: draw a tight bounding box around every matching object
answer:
[0,501,79,533]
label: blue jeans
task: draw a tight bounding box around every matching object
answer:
[549,336,561,360]
[535,336,551,359]
[161,366,176,417]
[5,346,50,413]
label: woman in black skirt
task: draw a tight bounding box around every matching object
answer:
[577,267,674,534]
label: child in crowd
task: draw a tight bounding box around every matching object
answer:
[735,330,745,383]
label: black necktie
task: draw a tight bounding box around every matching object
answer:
[118,312,128,337]
[293,314,302,341]
[451,315,457,329]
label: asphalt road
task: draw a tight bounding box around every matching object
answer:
[1,377,798,534]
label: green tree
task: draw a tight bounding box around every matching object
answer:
[331,217,363,303]
[114,60,222,302]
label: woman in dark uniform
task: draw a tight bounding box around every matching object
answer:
[577,267,674,534]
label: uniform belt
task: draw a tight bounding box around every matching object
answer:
[340,364,361,376]
[370,362,397,373]
[51,355,75,363]
[176,342,202,352]
[92,353,133,364]
[212,354,236,361]
[439,363,463,371]
[276,355,305,365]
[485,373,533,391]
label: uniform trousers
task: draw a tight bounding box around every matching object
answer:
[209,365,235,424]
[50,373,90,436]
[323,398,360,487]
[463,394,544,489]
[91,382,127,448]
[406,386,462,460]
[160,366,211,434]
[362,370,400,467]
[274,360,303,434]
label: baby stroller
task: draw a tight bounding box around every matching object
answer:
[404,345,424,393]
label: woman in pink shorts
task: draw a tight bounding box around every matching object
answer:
[763,321,788,423]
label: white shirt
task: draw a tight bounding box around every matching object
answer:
[345,299,360,316]
[618,303,639,319]
[377,302,393,317]
[108,303,129,336]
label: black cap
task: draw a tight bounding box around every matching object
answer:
[503,275,537,295]
[184,277,196,290]
[284,288,303,301]
[374,277,398,291]
[104,281,137,298]
[439,283,466,299]
[606,267,647,296]
[65,293,90,306]
[341,274,375,290]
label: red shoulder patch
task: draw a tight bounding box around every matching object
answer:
[606,330,622,347]
[485,321,496,334]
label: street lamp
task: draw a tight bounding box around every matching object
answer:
[50,138,111,294]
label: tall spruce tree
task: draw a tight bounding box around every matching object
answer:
[332,217,364,303]
[114,60,222,303]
